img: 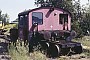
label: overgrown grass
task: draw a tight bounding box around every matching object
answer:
[8,43,30,60]
[8,42,48,60]
[74,36,90,46]
[73,36,90,57]
[8,36,90,60]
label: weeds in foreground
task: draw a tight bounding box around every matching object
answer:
[8,43,30,60]
[73,36,90,57]
[8,36,90,60]
[8,42,48,60]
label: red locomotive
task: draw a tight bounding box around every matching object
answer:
[18,7,82,57]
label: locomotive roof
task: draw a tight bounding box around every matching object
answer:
[18,7,71,16]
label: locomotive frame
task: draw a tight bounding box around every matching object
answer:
[18,7,82,57]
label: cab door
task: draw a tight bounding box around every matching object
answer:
[18,15,28,40]
[59,14,68,30]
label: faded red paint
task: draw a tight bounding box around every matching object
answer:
[28,7,71,32]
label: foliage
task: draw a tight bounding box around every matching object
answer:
[0,9,10,25]
[8,43,30,60]
[35,0,74,12]
[72,21,84,38]
[1,13,9,25]
[3,24,17,33]
[8,42,47,60]
[0,10,2,21]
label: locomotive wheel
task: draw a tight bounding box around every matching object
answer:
[40,42,49,54]
[55,45,60,56]
[45,42,50,55]
[73,46,83,54]
[49,44,60,57]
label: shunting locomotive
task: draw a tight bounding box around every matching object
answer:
[18,7,82,57]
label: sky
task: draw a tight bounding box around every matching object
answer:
[0,0,89,22]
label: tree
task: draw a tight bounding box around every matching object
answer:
[0,9,10,26]
[0,10,2,21]
[2,13,9,25]
[35,0,74,12]
[73,0,90,36]
[80,5,90,35]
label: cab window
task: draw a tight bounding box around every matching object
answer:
[19,15,28,26]
[32,12,43,25]
[19,16,24,25]
[59,14,68,24]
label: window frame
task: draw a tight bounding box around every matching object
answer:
[32,12,43,25]
[59,14,68,24]
[19,16,24,25]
